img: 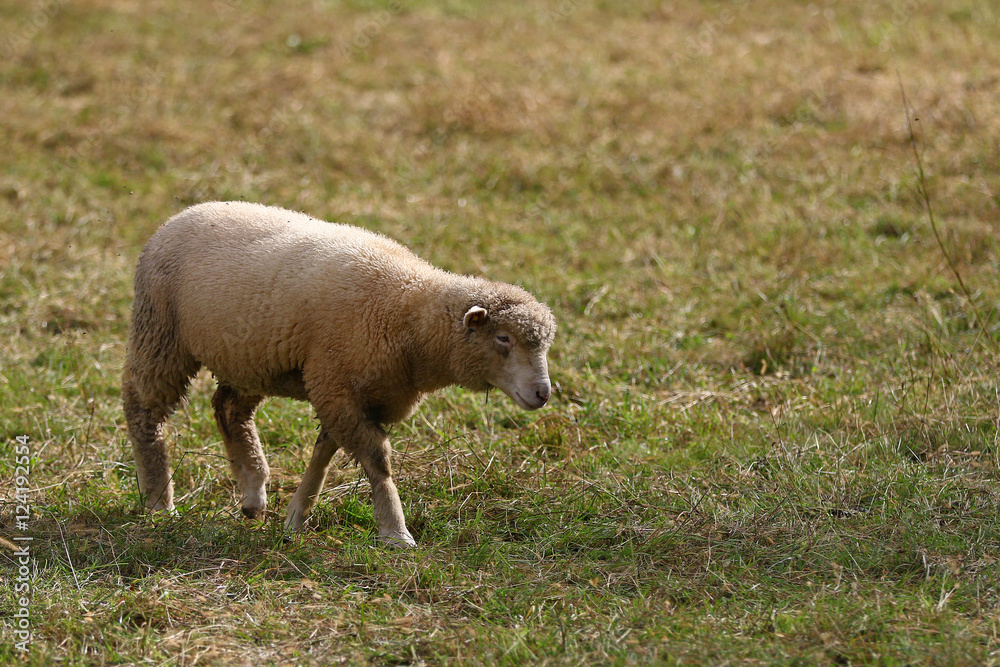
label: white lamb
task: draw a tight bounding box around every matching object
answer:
[122,201,556,546]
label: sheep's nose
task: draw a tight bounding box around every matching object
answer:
[535,384,551,406]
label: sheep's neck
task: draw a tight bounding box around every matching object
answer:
[404,278,463,394]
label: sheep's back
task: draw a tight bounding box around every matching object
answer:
[138,202,432,393]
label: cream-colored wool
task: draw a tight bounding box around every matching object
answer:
[122,201,555,546]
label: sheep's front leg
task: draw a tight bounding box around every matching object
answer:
[284,428,339,531]
[285,412,414,547]
[356,431,415,548]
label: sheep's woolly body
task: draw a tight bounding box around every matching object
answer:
[123,202,555,546]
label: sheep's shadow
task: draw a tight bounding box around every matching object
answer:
[0,502,402,587]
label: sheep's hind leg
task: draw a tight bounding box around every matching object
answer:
[212,384,268,519]
[123,366,197,513]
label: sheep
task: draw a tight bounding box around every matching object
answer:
[122,201,556,547]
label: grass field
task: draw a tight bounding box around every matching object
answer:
[2,0,1000,663]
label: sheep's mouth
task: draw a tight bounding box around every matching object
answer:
[487,383,544,411]
[513,390,545,411]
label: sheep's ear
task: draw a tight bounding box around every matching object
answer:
[463,306,489,329]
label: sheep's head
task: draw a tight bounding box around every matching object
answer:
[459,292,555,411]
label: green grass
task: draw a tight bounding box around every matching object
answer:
[3,0,1000,663]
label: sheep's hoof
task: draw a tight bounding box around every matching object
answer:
[146,506,179,522]
[280,523,303,545]
[241,506,264,519]
[283,511,305,534]
[146,499,176,513]
[379,531,416,548]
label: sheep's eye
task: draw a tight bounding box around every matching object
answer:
[495,334,511,345]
